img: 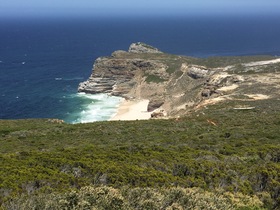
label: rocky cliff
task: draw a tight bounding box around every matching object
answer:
[79,42,280,118]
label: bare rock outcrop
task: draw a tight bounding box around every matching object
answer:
[78,42,280,119]
[78,57,136,95]
[186,65,214,79]
[78,50,169,97]
[128,42,162,54]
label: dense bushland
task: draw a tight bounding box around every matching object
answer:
[0,99,280,209]
[2,186,265,210]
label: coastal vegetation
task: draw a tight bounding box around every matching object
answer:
[1,43,280,209]
[1,97,280,209]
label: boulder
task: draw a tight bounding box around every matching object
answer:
[151,111,164,118]
[148,100,164,112]
[187,65,214,79]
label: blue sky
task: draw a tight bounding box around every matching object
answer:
[1,0,280,18]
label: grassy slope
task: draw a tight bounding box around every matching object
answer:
[1,98,280,208]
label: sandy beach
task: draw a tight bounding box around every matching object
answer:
[110,99,151,121]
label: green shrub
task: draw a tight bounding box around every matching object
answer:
[1,186,265,210]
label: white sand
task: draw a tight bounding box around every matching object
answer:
[245,94,270,100]
[244,58,280,67]
[217,84,239,92]
[110,99,151,121]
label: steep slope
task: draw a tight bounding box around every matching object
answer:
[79,42,280,117]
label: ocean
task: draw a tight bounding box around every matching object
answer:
[1,15,280,123]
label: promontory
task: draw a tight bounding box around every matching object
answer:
[78,42,280,118]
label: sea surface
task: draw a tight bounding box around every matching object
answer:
[1,15,280,123]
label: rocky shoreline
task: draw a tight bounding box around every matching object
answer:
[79,42,280,119]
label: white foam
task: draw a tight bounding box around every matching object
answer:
[72,93,123,124]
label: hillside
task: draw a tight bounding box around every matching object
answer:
[1,99,280,209]
[78,42,280,118]
[1,44,280,209]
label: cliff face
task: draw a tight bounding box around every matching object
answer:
[78,56,168,96]
[78,43,166,96]
[79,42,280,117]
[78,43,174,113]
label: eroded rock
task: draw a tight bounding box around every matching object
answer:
[187,65,214,79]
[78,43,278,119]
[128,42,162,54]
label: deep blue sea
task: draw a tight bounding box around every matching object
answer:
[1,15,280,123]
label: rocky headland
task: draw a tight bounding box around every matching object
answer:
[2,43,280,209]
[78,42,280,119]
